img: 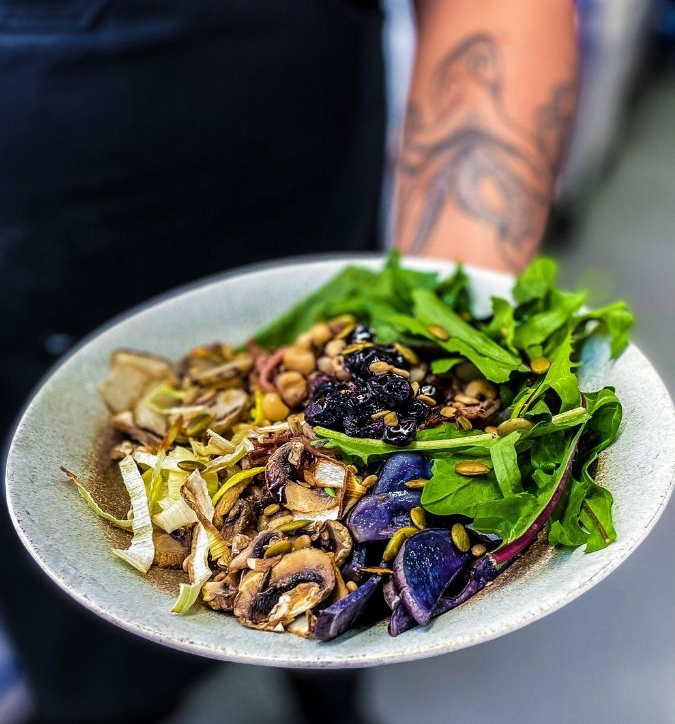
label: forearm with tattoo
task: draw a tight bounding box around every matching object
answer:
[397,33,576,270]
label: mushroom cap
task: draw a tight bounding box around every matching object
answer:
[234,548,335,629]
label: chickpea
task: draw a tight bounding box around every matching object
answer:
[324,338,346,357]
[294,331,313,349]
[276,371,307,407]
[282,345,316,375]
[317,355,333,374]
[308,322,332,346]
[261,391,290,422]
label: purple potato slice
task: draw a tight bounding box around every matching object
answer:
[388,601,418,636]
[314,575,382,641]
[373,453,432,494]
[347,490,420,543]
[393,528,472,626]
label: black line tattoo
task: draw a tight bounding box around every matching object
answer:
[397,33,575,270]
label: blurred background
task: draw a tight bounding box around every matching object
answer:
[1,1,673,722]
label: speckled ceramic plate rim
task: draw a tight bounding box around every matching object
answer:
[5,254,675,668]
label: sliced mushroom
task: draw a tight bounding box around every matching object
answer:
[208,388,249,432]
[152,531,190,568]
[133,382,168,436]
[313,521,352,566]
[110,411,162,448]
[192,355,253,386]
[284,482,338,516]
[100,350,173,413]
[234,548,335,630]
[202,579,238,612]
[220,498,255,540]
[285,610,317,638]
[229,530,284,571]
[265,441,305,503]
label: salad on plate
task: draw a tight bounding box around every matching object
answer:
[62,253,633,640]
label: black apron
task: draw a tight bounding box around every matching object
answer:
[0,1,385,720]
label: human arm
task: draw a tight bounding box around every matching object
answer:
[395,0,578,272]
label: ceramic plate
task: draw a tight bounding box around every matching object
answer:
[5,255,675,668]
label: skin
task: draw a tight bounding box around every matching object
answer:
[395,0,578,272]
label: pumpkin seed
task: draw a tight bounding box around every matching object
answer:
[336,323,356,340]
[454,393,479,405]
[346,581,358,593]
[293,534,312,549]
[440,406,456,419]
[371,409,391,420]
[275,519,312,533]
[410,506,426,530]
[342,342,374,355]
[267,515,295,530]
[455,460,490,476]
[361,474,378,489]
[184,413,214,437]
[417,394,437,406]
[497,417,533,436]
[464,378,497,400]
[451,523,471,552]
[404,478,427,490]
[382,529,408,562]
[471,544,487,557]
[394,342,419,366]
[427,323,449,341]
[455,361,481,382]
[369,360,391,375]
[264,540,293,558]
[324,487,337,497]
[457,415,472,430]
[263,503,280,517]
[530,356,551,375]
[177,459,206,472]
[383,411,399,427]
[360,566,394,575]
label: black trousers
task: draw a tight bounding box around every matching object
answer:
[0,1,385,721]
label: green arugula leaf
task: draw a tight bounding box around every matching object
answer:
[512,258,558,304]
[421,456,501,516]
[434,263,472,313]
[575,301,634,359]
[513,288,586,351]
[482,296,517,353]
[313,426,496,465]
[489,433,522,496]
[431,357,463,374]
[254,265,376,348]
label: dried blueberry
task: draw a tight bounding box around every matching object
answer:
[348,324,376,344]
[407,398,433,423]
[382,417,417,446]
[366,374,413,408]
[419,384,439,400]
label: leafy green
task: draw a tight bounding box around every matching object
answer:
[421,456,501,516]
[481,297,517,353]
[389,289,525,383]
[575,301,634,359]
[314,426,495,465]
[434,263,472,313]
[489,433,522,496]
[513,289,586,352]
[512,257,558,304]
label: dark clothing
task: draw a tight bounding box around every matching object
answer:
[0,1,385,721]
